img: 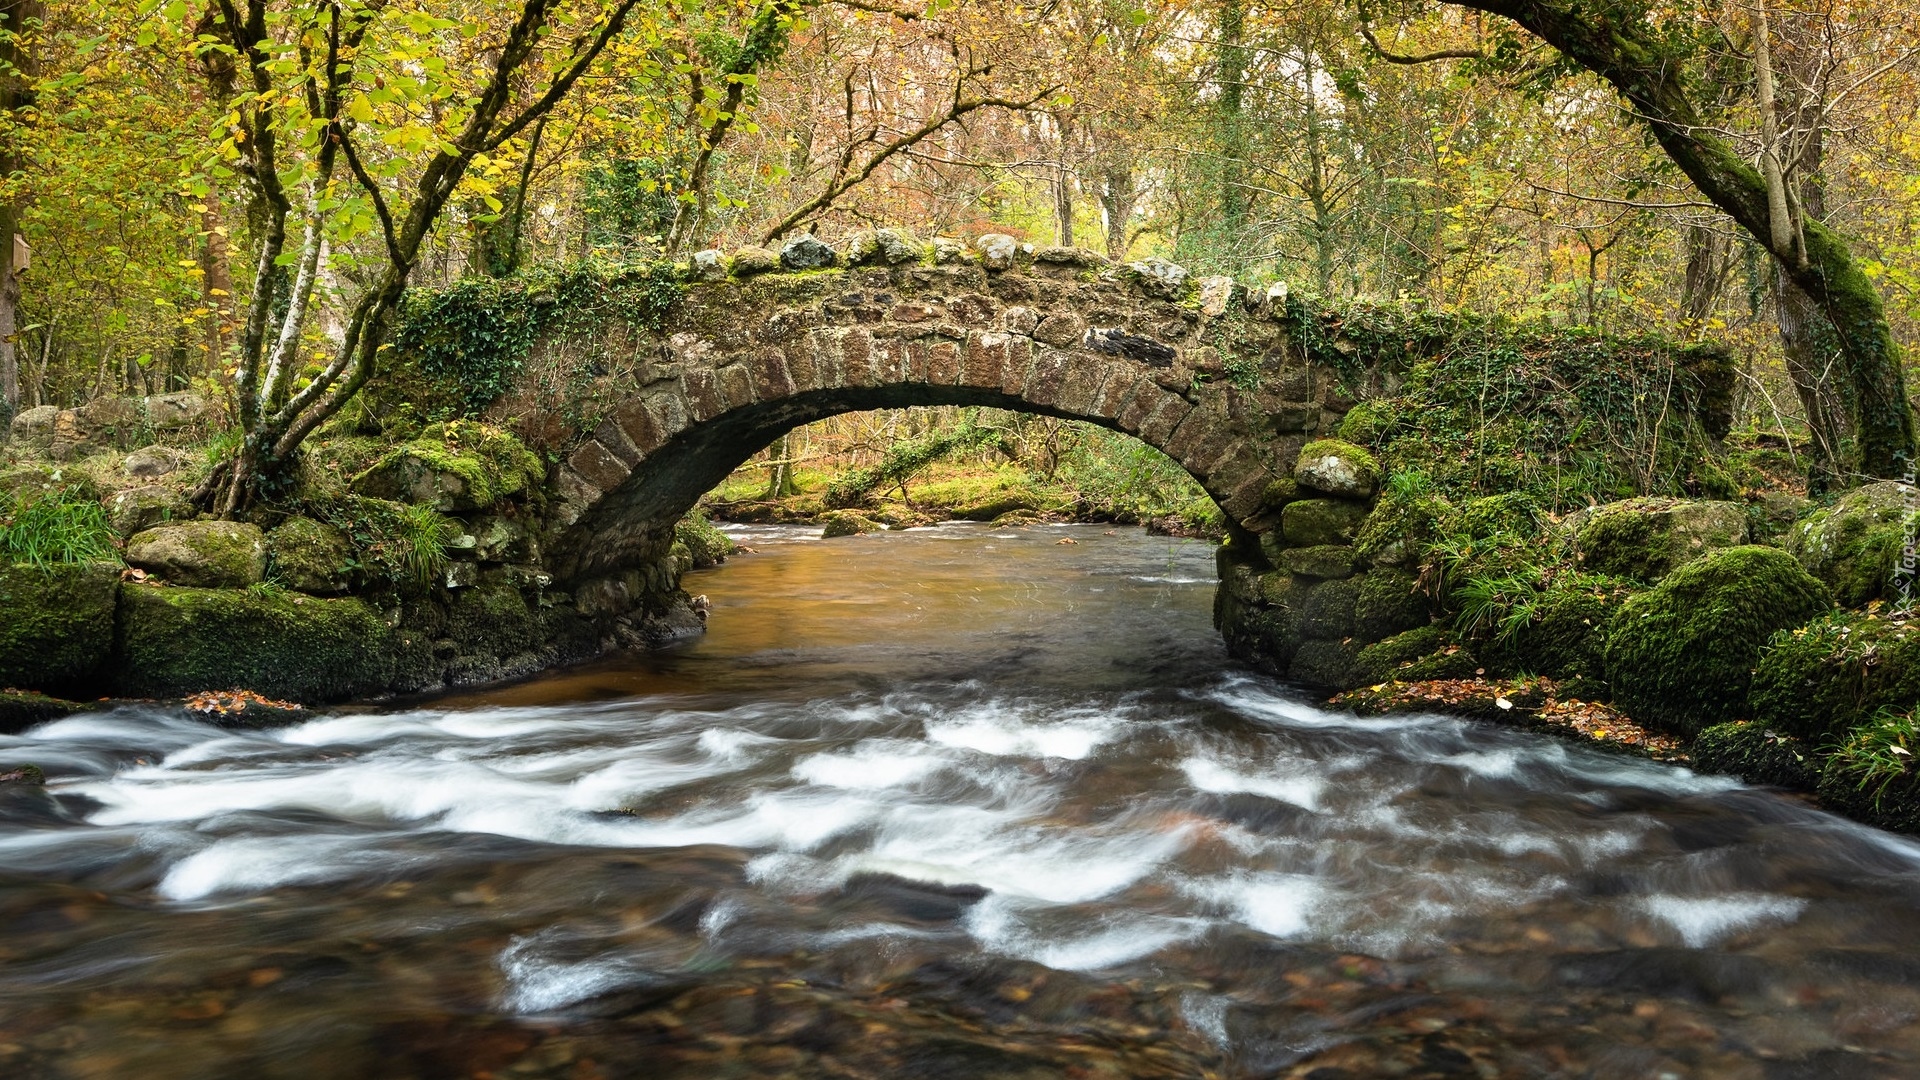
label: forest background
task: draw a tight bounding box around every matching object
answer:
[5,0,1920,517]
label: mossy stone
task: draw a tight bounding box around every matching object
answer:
[1787,481,1919,607]
[1353,567,1428,643]
[0,691,91,734]
[1278,544,1357,580]
[1749,613,1920,743]
[1294,439,1380,498]
[1282,498,1370,548]
[1289,638,1370,690]
[0,763,45,785]
[1355,625,1478,685]
[1690,721,1818,790]
[114,585,394,702]
[1295,576,1361,640]
[1354,490,1450,568]
[675,513,735,569]
[267,516,354,595]
[352,422,544,513]
[125,521,267,588]
[821,511,883,538]
[1815,756,1920,835]
[1604,546,1833,737]
[0,563,119,694]
[1335,399,1407,447]
[1572,496,1750,582]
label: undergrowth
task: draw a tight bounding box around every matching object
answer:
[0,486,120,567]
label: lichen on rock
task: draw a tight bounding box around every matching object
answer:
[1294,439,1379,499]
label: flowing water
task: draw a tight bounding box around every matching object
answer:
[4,523,1920,1078]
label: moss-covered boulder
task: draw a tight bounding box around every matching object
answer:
[1689,721,1818,790]
[352,421,544,513]
[821,511,883,538]
[1603,546,1832,736]
[0,763,45,785]
[674,513,735,569]
[1353,567,1429,642]
[1749,612,1920,743]
[125,521,267,588]
[1570,497,1748,582]
[114,585,394,702]
[1277,544,1357,580]
[1282,498,1370,548]
[1480,575,1635,692]
[0,563,119,693]
[1787,481,1919,607]
[1355,625,1478,685]
[1294,439,1379,499]
[267,516,354,595]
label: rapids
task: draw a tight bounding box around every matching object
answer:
[2,523,1919,1078]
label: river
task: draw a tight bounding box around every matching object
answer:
[3,523,1920,1078]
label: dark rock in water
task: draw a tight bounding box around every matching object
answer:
[1085,327,1175,366]
[839,873,988,923]
[0,763,44,786]
[780,234,837,271]
[1555,948,1775,1003]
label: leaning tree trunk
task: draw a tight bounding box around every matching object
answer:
[1448,0,1918,481]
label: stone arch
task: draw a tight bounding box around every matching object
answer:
[537,252,1308,582]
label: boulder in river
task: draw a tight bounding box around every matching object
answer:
[821,511,883,538]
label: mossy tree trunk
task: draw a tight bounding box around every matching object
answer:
[1448,0,1918,482]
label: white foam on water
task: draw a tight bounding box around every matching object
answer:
[793,740,949,790]
[158,834,405,901]
[922,703,1126,761]
[966,893,1206,971]
[496,934,664,1013]
[1439,748,1526,779]
[1178,756,1323,811]
[1181,872,1324,939]
[1635,893,1808,948]
[1207,682,1448,732]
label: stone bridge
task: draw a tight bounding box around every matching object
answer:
[521,234,1363,582]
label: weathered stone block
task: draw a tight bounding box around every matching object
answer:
[126,521,267,588]
[1279,544,1357,580]
[0,562,119,693]
[267,516,353,595]
[1282,498,1370,548]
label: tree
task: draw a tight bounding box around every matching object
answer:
[0,1,40,430]
[1438,0,1917,482]
[185,0,639,515]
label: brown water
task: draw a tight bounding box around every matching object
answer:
[4,523,1920,1078]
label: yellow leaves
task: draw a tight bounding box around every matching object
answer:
[347,94,375,125]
